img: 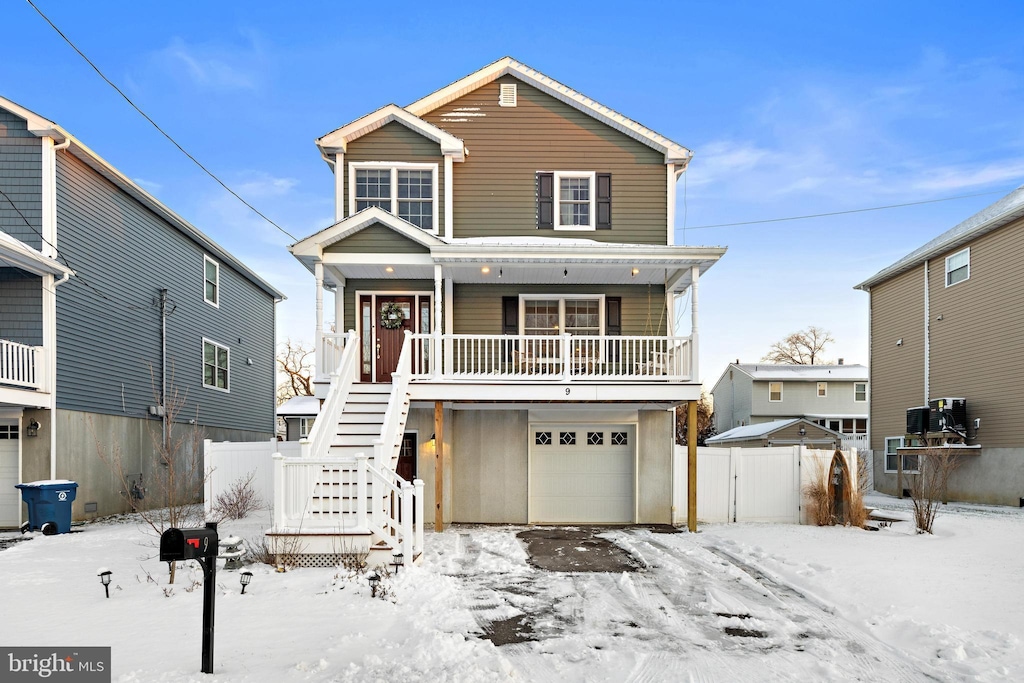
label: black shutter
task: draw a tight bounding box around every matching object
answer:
[596,173,612,229]
[502,296,519,361]
[536,172,554,229]
[605,296,621,361]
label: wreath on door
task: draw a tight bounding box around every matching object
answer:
[380,302,406,329]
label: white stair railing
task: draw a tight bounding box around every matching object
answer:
[302,330,358,459]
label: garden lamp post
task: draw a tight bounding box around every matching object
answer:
[98,569,112,598]
[368,572,380,598]
[239,570,253,594]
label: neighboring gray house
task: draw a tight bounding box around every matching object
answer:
[0,97,283,527]
[277,395,319,441]
[710,362,869,449]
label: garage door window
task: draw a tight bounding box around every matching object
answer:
[611,431,628,445]
[588,431,603,445]
[535,431,552,445]
[560,431,577,446]
[0,425,18,439]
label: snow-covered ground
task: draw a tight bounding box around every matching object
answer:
[0,494,1021,682]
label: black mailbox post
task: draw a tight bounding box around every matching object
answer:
[160,522,218,674]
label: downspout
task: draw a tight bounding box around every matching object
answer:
[43,137,69,480]
[923,262,930,403]
[160,289,168,451]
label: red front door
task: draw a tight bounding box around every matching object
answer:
[360,295,416,383]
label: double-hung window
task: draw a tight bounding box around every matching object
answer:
[350,163,438,231]
[817,382,827,397]
[945,247,970,287]
[854,382,867,402]
[536,172,611,230]
[769,382,783,402]
[204,255,219,307]
[299,417,315,438]
[885,436,919,473]
[557,172,595,229]
[203,339,229,392]
[521,296,604,337]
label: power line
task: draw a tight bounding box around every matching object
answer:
[683,189,1011,231]
[25,0,298,242]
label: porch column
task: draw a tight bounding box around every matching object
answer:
[690,265,699,383]
[444,276,454,375]
[665,291,676,336]
[315,263,324,377]
[687,399,697,533]
[434,401,444,533]
[433,265,443,379]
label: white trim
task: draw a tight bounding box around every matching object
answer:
[202,337,231,393]
[203,254,220,308]
[334,151,345,222]
[816,382,827,398]
[317,104,466,160]
[666,164,676,246]
[348,162,440,235]
[944,246,970,287]
[552,171,597,231]
[854,382,868,402]
[768,381,783,402]
[444,155,453,239]
[518,294,605,337]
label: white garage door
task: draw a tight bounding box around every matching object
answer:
[529,424,635,524]
[0,423,20,529]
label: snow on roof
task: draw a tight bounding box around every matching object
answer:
[734,363,868,381]
[706,419,802,444]
[277,395,320,416]
[856,184,1024,290]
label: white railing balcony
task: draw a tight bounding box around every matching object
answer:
[0,339,44,390]
[408,333,692,382]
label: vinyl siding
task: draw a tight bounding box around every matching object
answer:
[343,121,444,228]
[711,368,753,431]
[421,76,668,244]
[0,109,42,249]
[926,217,1024,448]
[323,223,430,254]
[868,265,925,451]
[749,379,867,419]
[0,269,42,346]
[54,152,276,433]
[453,284,667,336]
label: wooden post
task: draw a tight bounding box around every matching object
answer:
[687,400,697,532]
[434,400,444,533]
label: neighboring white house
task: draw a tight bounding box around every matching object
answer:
[710,362,869,450]
[277,395,319,441]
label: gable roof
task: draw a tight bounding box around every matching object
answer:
[727,363,868,382]
[706,418,842,445]
[856,184,1024,291]
[277,395,320,417]
[0,230,73,278]
[404,57,692,166]
[0,96,285,302]
[316,104,466,161]
[289,206,446,265]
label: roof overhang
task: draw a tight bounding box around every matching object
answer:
[405,57,692,167]
[0,96,286,302]
[0,231,73,278]
[316,104,466,162]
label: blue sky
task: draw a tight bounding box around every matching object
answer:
[4,1,1024,387]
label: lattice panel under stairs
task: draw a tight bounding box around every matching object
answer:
[276,553,368,569]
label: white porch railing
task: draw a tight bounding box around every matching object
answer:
[302,330,358,459]
[319,333,348,379]
[0,339,43,389]
[271,452,424,562]
[409,333,692,381]
[373,330,413,470]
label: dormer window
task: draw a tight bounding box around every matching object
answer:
[350,162,438,231]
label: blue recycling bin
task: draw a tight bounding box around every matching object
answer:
[16,480,78,535]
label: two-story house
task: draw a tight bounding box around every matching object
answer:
[710,362,869,450]
[270,58,725,565]
[0,97,283,528]
[855,184,1024,506]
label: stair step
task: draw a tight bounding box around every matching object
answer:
[332,435,378,447]
[337,423,383,435]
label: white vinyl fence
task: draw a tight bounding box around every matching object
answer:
[204,439,299,517]
[673,445,858,526]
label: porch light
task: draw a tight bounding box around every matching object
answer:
[631,268,640,277]
[481,266,490,274]
[429,433,435,442]
[368,571,381,597]
[98,568,112,599]
[26,420,39,437]
[385,266,394,273]
[498,268,502,278]
[563,269,568,278]
[798,427,807,437]
[240,570,253,594]
[392,551,404,574]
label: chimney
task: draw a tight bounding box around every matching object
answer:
[838,358,844,365]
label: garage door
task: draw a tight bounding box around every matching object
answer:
[529,424,635,523]
[0,423,20,529]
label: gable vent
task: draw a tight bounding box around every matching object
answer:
[499,83,517,107]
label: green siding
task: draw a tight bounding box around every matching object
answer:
[324,222,430,254]
[343,121,445,226]
[422,76,668,244]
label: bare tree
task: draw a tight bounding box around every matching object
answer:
[676,393,716,446]
[761,326,835,365]
[908,449,961,534]
[277,338,314,404]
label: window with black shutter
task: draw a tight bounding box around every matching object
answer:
[536,173,554,229]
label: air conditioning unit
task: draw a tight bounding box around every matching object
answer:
[928,397,967,433]
[906,406,929,435]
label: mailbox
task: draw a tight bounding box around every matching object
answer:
[160,527,219,562]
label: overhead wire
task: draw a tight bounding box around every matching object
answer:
[25,0,298,242]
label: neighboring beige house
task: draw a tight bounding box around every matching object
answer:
[706,418,842,450]
[855,184,1024,506]
[710,362,869,450]
[270,57,726,564]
